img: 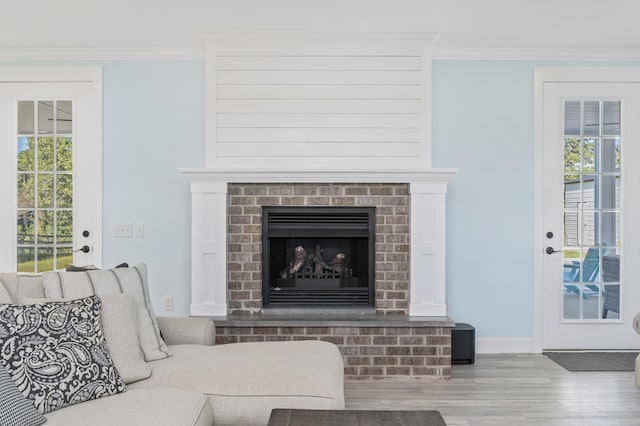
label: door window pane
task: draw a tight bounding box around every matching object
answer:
[17,137,34,171]
[56,137,73,171]
[17,247,34,273]
[562,100,622,320]
[602,138,620,173]
[582,138,596,173]
[603,101,621,135]
[16,99,74,272]
[56,174,72,208]
[37,101,54,134]
[17,174,34,208]
[564,137,581,179]
[37,137,54,171]
[583,101,600,136]
[37,174,54,208]
[17,101,34,134]
[564,101,581,135]
[56,101,72,134]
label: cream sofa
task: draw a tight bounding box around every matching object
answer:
[0,266,345,426]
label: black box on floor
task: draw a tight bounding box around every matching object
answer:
[451,323,475,364]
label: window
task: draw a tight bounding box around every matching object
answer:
[17,100,74,272]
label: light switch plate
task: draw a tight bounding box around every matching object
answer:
[134,223,145,238]
[114,223,132,238]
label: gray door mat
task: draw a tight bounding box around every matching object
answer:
[543,351,638,371]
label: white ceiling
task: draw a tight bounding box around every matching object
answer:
[1,0,638,51]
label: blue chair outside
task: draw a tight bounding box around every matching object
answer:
[601,255,620,318]
[563,247,600,299]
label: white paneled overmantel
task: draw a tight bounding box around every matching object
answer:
[181,168,457,317]
[205,32,438,170]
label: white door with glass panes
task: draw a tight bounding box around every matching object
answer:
[0,71,102,272]
[542,81,640,350]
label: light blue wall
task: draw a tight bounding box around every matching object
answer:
[432,61,535,338]
[101,61,205,317]
[6,59,638,336]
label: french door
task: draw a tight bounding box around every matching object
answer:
[541,79,640,350]
[0,68,102,272]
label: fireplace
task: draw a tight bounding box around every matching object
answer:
[180,172,455,317]
[262,207,375,308]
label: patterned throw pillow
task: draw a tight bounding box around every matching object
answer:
[0,366,47,426]
[0,296,125,414]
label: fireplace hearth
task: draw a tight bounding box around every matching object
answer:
[262,207,375,308]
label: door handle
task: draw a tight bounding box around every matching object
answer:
[546,247,561,255]
[74,245,90,254]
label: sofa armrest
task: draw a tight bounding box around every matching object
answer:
[156,316,216,346]
[634,313,640,335]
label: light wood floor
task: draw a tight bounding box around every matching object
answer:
[345,354,640,425]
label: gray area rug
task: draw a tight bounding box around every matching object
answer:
[544,351,638,371]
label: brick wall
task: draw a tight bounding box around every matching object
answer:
[216,324,451,379]
[227,183,410,315]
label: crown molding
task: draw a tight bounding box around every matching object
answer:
[433,47,640,61]
[1,45,639,62]
[0,47,205,61]
[202,32,440,44]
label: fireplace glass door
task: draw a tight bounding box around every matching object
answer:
[262,207,375,308]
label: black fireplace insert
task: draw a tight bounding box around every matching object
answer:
[262,206,375,308]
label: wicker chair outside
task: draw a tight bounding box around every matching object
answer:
[602,255,620,319]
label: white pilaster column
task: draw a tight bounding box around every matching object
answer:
[189,181,228,316]
[409,181,449,316]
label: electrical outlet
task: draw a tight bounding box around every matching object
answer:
[163,296,174,311]
[134,223,145,238]
[113,223,132,238]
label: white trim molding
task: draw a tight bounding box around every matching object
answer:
[0,48,205,61]
[0,66,102,82]
[433,47,640,61]
[1,45,640,62]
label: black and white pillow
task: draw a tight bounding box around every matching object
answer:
[0,365,47,426]
[0,296,125,414]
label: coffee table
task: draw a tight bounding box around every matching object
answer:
[268,409,446,426]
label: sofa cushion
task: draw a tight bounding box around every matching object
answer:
[0,274,46,304]
[130,341,345,426]
[24,294,152,385]
[0,365,47,426]
[0,296,125,414]
[42,263,171,361]
[43,388,213,426]
[98,294,152,384]
[0,276,11,303]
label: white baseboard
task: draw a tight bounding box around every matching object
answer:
[476,338,535,354]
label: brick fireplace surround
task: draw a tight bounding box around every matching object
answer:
[181,170,457,380]
[227,183,409,314]
[218,182,452,380]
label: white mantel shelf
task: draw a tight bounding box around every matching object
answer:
[180,168,458,184]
